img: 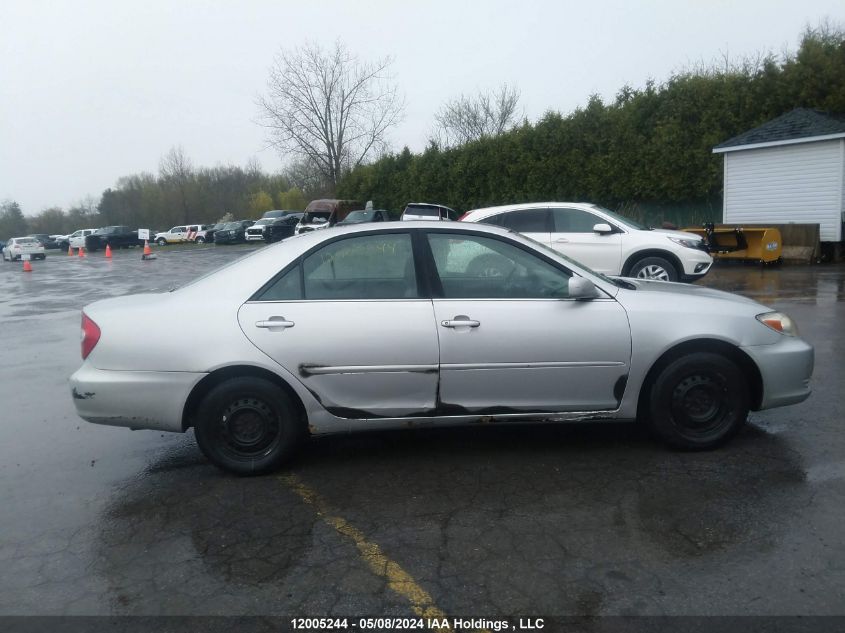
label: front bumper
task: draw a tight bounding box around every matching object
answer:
[679,250,713,282]
[69,364,206,432]
[741,337,814,410]
[245,233,264,241]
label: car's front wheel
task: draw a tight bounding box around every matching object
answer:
[644,352,749,450]
[194,377,304,475]
[195,236,205,244]
[629,256,678,282]
[157,238,167,246]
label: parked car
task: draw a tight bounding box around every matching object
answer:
[295,199,362,234]
[401,202,458,221]
[336,209,391,225]
[3,236,46,261]
[191,225,216,243]
[65,229,97,251]
[264,213,304,243]
[70,221,813,475]
[85,226,141,251]
[261,209,299,220]
[154,226,193,245]
[460,203,713,283]
[213,220,255,244]
[202,223,228,243]
[28,234,59,249]
[245,219,275,242]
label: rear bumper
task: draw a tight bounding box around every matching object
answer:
[741,337,814,410]
[69,364,206,432]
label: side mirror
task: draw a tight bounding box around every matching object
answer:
[568,277,599,300]
[593,223,613,234]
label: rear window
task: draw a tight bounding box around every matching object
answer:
[17,238,37,245]
[406,206,439,217]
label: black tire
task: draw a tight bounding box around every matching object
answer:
[157,237,167,246]
[194,377,304,475]
[196,236,205,244]
[629,256,678,282]
[645,352,749,450]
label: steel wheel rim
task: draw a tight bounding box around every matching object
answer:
[637,264,669,281]
[669,372,734,439]
[217,397,281,461]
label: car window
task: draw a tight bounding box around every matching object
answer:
[552,208,605,233]
[303,233,417,300]
[478,213,505,226]
[427,233,571,299]
[258,264,303,301]
[502,209,551,233]
[404,205,439,218]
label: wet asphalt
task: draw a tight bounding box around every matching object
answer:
[1,244,844,618]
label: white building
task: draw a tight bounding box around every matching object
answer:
[713,108,845,243]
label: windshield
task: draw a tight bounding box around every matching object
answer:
[254,219,273,226]
[303,211,331,223]
[340,210,375,223]
[223,222,240,229]
[591,205,650,231]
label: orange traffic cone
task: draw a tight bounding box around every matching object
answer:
[68,246,74,256]
[78,246,86,258]
[141,240,155,261]
[105,244,112,258]
[22,259,33,272]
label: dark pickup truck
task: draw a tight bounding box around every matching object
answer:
[85,226,143,251]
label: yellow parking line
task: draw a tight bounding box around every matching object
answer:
[280,473,448,620]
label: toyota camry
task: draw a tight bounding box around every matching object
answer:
[69,222,813,475]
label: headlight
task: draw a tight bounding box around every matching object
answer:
[756,311,799,336]
[668,236,703,250]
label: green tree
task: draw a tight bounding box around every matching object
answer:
[0,200,29,239]
[276,187,307,210]
[248,191,274,217]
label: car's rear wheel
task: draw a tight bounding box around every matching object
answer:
[196,236,205,244]
[157,237,167,246]
[630,256,678,282]
[645,352,749,450]
[194,377,303,475]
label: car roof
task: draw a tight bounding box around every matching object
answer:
[179,220,618,303]
[405,202,455,210]
[464,202,599,219]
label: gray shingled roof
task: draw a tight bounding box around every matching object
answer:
[714,108,845,151]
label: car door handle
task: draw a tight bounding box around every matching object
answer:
[441,319,480,328]
[255,319,295,329]
[553,237,570,243]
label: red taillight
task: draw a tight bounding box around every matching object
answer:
[457,212,470,221]
[81,312,101,360]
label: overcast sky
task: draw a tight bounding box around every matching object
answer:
[1,0,841,215]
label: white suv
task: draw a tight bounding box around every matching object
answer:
[460,203,712,282]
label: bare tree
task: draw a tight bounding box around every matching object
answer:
[159,146,193,223]
[431,84,521,148]
[282,158,334,198]
[258,41,404,188]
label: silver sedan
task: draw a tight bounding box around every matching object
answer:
[69,222,813,475]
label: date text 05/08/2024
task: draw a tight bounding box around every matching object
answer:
[290,618,545,630]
